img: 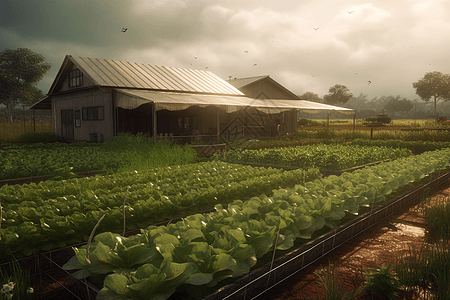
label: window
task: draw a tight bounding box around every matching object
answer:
[82,106,104,121]
[75,110,81,127]
[69,69,83,88]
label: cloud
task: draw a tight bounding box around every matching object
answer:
[1,0,450,100]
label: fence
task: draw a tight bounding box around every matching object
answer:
[0,122,52,141]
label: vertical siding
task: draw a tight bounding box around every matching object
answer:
[52,89,113,142]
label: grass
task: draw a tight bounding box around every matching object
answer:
[0,258,39,299]
[393,194,450,299]
[299,261,363,300]
[0,122,52,142]
[424,195,450,244]
[100,133,198,173]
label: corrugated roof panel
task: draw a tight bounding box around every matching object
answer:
[104,60,141,88]
[68,56,246,95]
[115,61,147,89]
[202,70,244,95]
[97,58,132,87]
[128,63,161,89]
[85,57,121,86]
[152,65,193,91]
[189,69,227,94]
[227,75,269,89]
[167,67,212,93]
[71,57,109,86]
[138,63,176,90]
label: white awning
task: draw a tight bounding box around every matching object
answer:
[114,89,355,115]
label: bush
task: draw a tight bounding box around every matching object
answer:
[15,132,58,144]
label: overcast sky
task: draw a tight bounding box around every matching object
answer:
[1,0,449,101]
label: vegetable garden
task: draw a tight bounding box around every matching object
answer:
[1,134,450,300]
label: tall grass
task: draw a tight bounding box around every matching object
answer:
[0,122,52,142]
[395,245,450,299]
[394,194,450,299]
[100,134,198,173]
[424,196,450,244]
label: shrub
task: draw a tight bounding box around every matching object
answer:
[15,132,58,144]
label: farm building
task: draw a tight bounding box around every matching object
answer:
[31,55,355,143]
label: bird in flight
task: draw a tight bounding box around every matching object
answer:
[368,80,372,85]
[121,28,128,32]
[347,10,354,14]
[253,63,257,66]
[194,56,198,59]
[313,27,319,30]
[244,50,248,53]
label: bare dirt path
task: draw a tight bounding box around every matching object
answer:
[255,188,449,300]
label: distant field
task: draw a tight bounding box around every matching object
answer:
[313,119,438,128]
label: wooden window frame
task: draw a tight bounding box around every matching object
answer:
[74,110,81,127]
[82,106,104,121]
[69,69,83,88]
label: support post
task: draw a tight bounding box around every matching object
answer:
[153,104,157,142]
[352,114,356,131]
[217,109,220,140]
[327,112,330,129]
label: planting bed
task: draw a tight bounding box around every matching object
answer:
[200,170,450,300]
[21,169,449,300]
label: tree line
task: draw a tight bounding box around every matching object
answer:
[300,72,450,119]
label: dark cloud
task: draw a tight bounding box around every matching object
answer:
[1,0,449,100]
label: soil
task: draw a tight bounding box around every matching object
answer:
[255,189,450,300]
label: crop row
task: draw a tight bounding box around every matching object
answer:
[63,148,450,300]
[0,162,321,260]
[213,144,412,170]
[349,138,450,152]
[0,137,197,180]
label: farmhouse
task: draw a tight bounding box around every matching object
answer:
[31,55,355,142]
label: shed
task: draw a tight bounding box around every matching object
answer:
[31,55,355,143]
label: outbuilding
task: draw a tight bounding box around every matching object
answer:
[31,55,355,143]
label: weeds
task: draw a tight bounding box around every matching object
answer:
[299,261,363,300]
[0,259,37,300]
[364,264,401,300]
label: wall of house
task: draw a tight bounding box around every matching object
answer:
[238,78,300,100]
[52,88,114,142]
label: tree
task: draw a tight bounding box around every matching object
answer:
[323,84,353,106]
[384,96,413,118]
[412,71,450,118]
[299,91,323,102]
[0,48,51,122]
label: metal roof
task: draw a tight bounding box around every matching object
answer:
[114,88,355,115]
[49,55,244,96]
[227,75,269,89]
[29,96,51,110]
[227,75,300,100]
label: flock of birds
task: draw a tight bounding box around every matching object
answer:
[118,9,374,85]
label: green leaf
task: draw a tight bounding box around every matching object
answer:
[103,273,129,295]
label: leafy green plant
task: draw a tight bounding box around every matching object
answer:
[62,149,450,300]
[364,264,401,300]
[214,144,412,170]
